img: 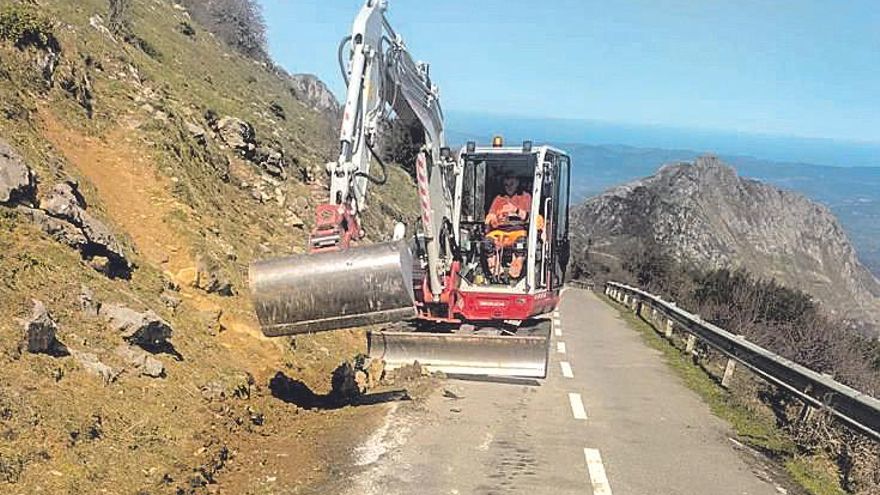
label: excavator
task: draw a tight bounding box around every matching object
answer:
[249,0,571,378]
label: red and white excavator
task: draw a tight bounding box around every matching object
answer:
[249,0,571,378]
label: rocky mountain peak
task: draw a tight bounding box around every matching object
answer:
[572,156,880,330]
[288,73,341,119]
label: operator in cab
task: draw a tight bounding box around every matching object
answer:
[484,174,533,282]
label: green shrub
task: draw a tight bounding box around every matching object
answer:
[0,5,59,51]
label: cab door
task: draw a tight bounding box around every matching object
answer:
[552,155,571,286]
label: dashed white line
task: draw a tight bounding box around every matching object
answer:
[584,448,612,495]
[568,393,587,420]
[554,323,563,336]
[560,361,574,378]
[556,342,566,354]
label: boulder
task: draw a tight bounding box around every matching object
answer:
[330,362,360,402]
[0,141,36,206]
[20,300,63,355]
[254,145,286,178]
[186,122,207,144]
[36,181,131,276]
[40,181,87,223]
[18,206,88,248]
[72,351,117,384]
[115,344,165,378]
[99,303,173,348]
[215,117,255,151]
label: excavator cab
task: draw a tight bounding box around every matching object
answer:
[456,141,571,292]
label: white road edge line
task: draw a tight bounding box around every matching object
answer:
[568,393,587,420]
[557,342,566,354]
[560,361,574,378]
[554,324,563,337]
[584,448,612,495]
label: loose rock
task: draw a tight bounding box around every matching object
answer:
[115,345,165,378]
[72,351,117,384]
[99,303,173,349]
[214,116,255,152]
[19,300,64,355]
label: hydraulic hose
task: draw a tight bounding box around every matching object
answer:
[338,35,352,85]
[355,139,389,185]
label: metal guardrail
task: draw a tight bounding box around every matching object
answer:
[603,281,880,441]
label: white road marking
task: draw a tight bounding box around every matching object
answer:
[568,393,587,420]
[584,448,612,495]
[560,361,574,378]
[554,323,563,336]
[557,342,566,354]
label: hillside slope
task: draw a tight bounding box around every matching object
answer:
[571,156,880,331]
[0,1,418,493]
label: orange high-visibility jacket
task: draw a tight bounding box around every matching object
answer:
[486,192,532,229]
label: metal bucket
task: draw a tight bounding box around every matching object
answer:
[249,241,417,336]
[369,323,550,378]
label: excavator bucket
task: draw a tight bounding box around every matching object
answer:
[369,322,551,378]
[249,242,417,336]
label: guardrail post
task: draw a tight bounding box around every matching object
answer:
[796,403,815,426]
[721,358,737,388]
[633,298,642,315]
[651,307,658,322]
[665,318,674,338]
[685,334,697,354]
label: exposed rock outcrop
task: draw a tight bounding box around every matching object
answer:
[99,303,173,349]
[25,181,131,277]
[115,344,165,378]
[208,115,288,178]
[571,155,880,329]
[19,300,66,355]
[0,140,36,205]
[288,73,340,118]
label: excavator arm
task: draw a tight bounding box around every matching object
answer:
[249,0,456,335]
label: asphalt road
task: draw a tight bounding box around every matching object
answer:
[345,288,791,495]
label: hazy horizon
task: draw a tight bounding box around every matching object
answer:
[445,110,880,168]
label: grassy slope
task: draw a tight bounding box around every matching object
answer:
[0,0,418,493]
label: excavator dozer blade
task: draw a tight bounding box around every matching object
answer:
[249,241,417,336]
[369,323,551,378]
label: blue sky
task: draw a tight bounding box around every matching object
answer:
[260,0,879,144]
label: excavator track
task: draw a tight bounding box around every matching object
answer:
[368,318,551,378]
